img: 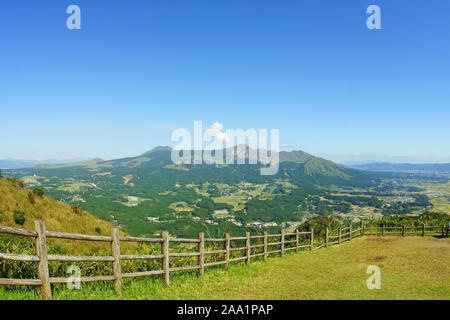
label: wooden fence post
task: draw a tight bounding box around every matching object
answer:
[110,227,122,296]
[446,225,449,238]
[382,225,385,236]
[225,233,230,271]
[442,225,445,237]
[349,225,352,241]
[402,225,405,237]
[295,229,299,253]
[263,231,268,261]
[198,232,204,276]
[162,231,170,286]
[35,220,51,300]
[246,232,251,264]
[310,228,314,251]
[422,224,425,237]
[281,231,285,257]
[360,221,363,236]
[325,228,328,247]
[338,227,342,244]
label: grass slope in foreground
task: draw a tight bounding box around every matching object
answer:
[0,178,111,237]
[1,236,449,300]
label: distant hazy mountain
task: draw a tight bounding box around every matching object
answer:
[351,162,450,173]
[0,159,38,169]
[0,158,91,169]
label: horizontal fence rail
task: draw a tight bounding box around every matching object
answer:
[363,224,447,237]
[0,220,448,299]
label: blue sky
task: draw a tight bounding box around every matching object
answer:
[1,0,449,163]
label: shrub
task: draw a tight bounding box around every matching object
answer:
[27,192,35,204]
[95,227,101,234]
[71,204,83,215]
[13,210,25,226]
[32,188,44,197]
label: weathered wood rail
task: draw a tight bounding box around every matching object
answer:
[0,220,314,299]
[0,220,448,299]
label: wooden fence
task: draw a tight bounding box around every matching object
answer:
[1,220,448,300]
[363,224,448,237]
[0,220,313,299]
[313,222,364,250]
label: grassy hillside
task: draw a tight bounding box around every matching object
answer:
[1,236,448,300]
[0,177,111,236]
[0,176,139,281]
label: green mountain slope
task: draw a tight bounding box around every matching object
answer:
[279,150,313,163]
[3,146,382,238]
[303,157,351,178]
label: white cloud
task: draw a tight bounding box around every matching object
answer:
[210,122,224,131]
[207,122,228,143]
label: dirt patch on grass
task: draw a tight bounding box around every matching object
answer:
[93,172,111,176]
[362,255,387,262]
[122,175,133,185]
[364,236,399,242]
[422,237,450,245]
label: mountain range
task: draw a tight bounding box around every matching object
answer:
[0,158,90,169]
[351,162,450,173]
[2,146,409,238]
[18,145,370,186]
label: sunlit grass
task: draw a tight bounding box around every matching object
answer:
[1,236,448,300]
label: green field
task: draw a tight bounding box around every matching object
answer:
[1,236,448,300]
[424,181,450,214]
